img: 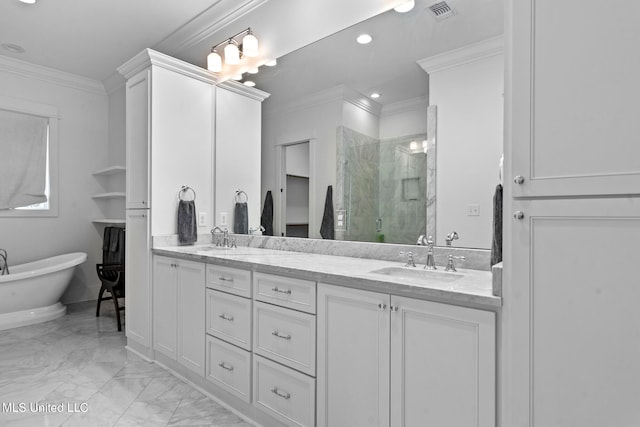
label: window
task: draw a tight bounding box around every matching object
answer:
[0,97,58,217]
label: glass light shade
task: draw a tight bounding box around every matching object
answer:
[224,43,240,65]
[394,0,415,13]
[242,33,259,57]
[207,51,222,72]
[265,59,277,67]
[409,141,418,150]
[422,140,428,148]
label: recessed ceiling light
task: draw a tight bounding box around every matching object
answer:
[244,81,256,87]
[265,59,277,67]
[2,43,25,54]
[370,93,381,99]
[356,34,373,45]
[394,0,415,13]
[19,0,37,3]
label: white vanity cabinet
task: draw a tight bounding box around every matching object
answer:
[152,255,205,376]
[205,264,253,403]
[317,283,495,427]
[252,273,317,427]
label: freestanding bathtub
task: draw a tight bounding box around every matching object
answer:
[0,252,87,331]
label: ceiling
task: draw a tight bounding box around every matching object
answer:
[0,0,221,81]
[0,0,503,101]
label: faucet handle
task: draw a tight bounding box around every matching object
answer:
[444,254,465,272]
[399,251,416,267]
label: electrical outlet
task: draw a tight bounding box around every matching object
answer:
[220,212,228,226]
[467,204,480,216]
[198,212,207,226]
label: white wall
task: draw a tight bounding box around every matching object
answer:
[429,53,504,249]
[0,58,109,303]
[262,94,343,238]
[380,101,428,139]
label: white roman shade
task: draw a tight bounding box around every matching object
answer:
[0,109,48,210]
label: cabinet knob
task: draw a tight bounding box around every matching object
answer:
[513,211,525,220]
[378,303,387,310]
[513,175,525,185]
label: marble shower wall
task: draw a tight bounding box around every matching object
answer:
[336,126,430,244]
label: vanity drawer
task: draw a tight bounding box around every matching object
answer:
[253,354,315,427]
[253,272,316,314]
[206,335,251,403]
[207,264,252,298]
[253,301,316,376]
[206,289,252,350]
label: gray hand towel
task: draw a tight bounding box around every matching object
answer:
[178,200,197,244]
[234,202,248,234]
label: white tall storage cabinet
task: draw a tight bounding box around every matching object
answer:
[504,1,640,425]
[118,49,215,357]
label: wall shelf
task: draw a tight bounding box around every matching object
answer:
[93,165,126,176]
[92,192,126,199]
[92,218,126,225]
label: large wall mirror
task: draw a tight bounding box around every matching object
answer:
[253,0,504,249]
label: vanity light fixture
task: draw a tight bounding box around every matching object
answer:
[356,34,373,44]
[265,59,277,67]
[409,141,418,150]
[207,27,259,73]
[394,0,415,13]
[248,67,259,74]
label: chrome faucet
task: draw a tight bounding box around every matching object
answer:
[416,234,428,246]
[210,226,230,247]
[0,249,8,275]
[399,251,416,267]
[445,254,466,272]
[445,231,459,246]
[423,236,437,270]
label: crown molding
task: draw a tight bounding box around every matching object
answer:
[117,49,217,85]
[381,95,428,117]
[265,85,382,119]
[418,36,504,75]
[218,80,270,102]
[154,0,270,54]
[0,54,105,95]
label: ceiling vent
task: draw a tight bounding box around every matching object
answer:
[427,1,455,21]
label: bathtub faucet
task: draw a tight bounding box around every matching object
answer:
[0,249,8,275]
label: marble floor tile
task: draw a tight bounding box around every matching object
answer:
[0,301,254,427]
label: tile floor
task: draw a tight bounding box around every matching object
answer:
[0,301,253,427]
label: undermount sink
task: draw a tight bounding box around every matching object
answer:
[197,245,233,251]
[369,266,464,282]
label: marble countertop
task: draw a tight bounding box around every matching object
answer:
[153,244,501,309]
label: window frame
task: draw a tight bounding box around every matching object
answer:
[0,96,59,218]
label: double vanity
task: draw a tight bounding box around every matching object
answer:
[148,239,500,427]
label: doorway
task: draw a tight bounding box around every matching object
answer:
[281,141,310,237]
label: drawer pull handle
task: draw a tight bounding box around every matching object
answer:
[271,387,291,400]
[218,362,234,372]
[271,330,292,340]
[218,276,234,283]
[219,313,234,322]
[272,287,292,295]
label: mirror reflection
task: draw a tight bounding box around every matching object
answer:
[253,0,504,249]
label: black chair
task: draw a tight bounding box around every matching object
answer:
[96,227,125,331]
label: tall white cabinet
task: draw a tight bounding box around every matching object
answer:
[118,49,215,357]
[504,1,640,425]
[317,284,495,427]
[118,49,268,358]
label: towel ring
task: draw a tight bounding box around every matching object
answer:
[235,190,248,203]
[178,185,196,201]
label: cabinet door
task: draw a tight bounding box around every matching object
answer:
[125,69,150,209]
[177,260,206,376]
[390,296,495,427]
[317,283,390,427]
[152,256,178,359]
[505,198,640,427]
[125,210,151,349]
[510,0,640,198]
